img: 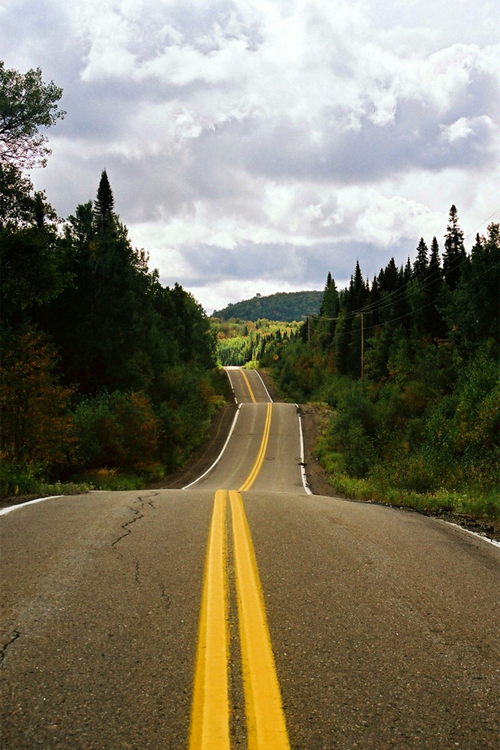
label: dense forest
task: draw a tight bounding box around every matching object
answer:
[213,318,302,366]
[260,209,499,519]
[213,290,323,322]
[0,62,228,497]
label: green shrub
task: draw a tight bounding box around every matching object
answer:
[73,391,158,469]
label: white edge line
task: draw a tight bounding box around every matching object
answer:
[443,521,500,549]
[255,370,273,403]
[182,405,242,489]
[223,366,239,404]
[296,404,312,495]
[0,495,63,516]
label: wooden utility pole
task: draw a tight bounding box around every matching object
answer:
[308,316,311,347]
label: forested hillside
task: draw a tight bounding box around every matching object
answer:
[213,318,302,366]
[261,209,500,520]
[213,290,322,322]
[0,62,227,497]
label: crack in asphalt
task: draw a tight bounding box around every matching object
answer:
[111,505,145,550]
[111,493,158,550]
[0,629,21,666]
[111,495,159,586]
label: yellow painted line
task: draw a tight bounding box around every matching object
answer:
[239,403,272,492]
[189,490,230,750]
[240,368,257,403]
[229,490,291,750]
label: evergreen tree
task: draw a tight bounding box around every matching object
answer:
[427,237,442,298]
[443,205,466,291]
[470,232,483,260]
[442,223,500,354]
[94,169,115,231]
[404,257,412,282]
[425,236,445,338]
[379,257,398,293]
[348,260,366,310]
[322,273,339,318]
[413,238,428,278]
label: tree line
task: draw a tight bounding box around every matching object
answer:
[213,290,323,323]
[213,318,301,366]
[261,207,499,518]
[0,61,227,496]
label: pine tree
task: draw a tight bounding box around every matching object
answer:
[94,169,115,230]
[322,273,339,318]
[348,260,366,310]
[443,205,466,291]
[404,257,412,282]
[470,232,483,260]
[413,238,428,278]
[425,236,445,338]
[379,257,398,293]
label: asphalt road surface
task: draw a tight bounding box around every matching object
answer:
[1,368,499,749]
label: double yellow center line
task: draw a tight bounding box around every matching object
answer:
[240,368,257,403]
[239,402,272,493]
[189,404,291,750]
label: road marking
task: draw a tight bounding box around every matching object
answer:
[190,400,290,749]
[239,403,272,492]
[0,495,63,516]
[255,371,273,403]
[296,404,312,495]
[442,521,500,548]
[189,490,230,750]
[240,368,257,403]
[229,490,291,750]
[182,406,242,489]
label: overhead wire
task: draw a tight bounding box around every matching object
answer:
[308,208,500,328]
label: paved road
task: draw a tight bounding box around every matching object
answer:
[1,368,499,749]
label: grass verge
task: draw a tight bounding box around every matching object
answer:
[314,420,500,522]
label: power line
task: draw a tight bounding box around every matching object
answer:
[307,256,499,335]
[314,213,500,324]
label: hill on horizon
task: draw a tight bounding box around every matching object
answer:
[213,290,323,322]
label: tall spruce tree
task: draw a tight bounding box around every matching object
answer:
[423,236,445,337]
[322,272,339,318]
[413,238,428,278]
[443,205,466,291]
[94,169,115,230]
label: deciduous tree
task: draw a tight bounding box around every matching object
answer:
[0,60,65,169]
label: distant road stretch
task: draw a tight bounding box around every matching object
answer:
[1,367,499,749]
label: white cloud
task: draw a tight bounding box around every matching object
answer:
[3,0,500,311]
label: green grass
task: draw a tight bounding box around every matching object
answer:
[76,463,167,492]
[314,437,500,520]
[319,463,500,520]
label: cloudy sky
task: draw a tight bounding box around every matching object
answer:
[2,0,499,312]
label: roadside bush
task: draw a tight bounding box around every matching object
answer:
[74,391,159,469]
[0,328,75,471]
[0,460,42,497]
[318,384,378,479]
